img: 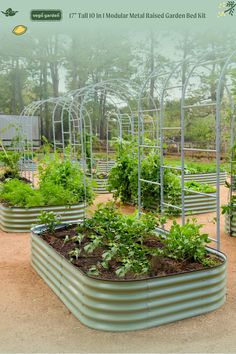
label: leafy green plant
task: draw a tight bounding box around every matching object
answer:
[68,248,81,261]
[108,141,181,214]
[37,211,60,233]
[164,158,226,174]
[184,162,224,174]
[0,179,44,207]
[0,141,21,179]
[108,139,219,216]
[108,140,137,204]
[164,219,211,265]
[76,203,160,277]
[38,155,94,205]
[222,196,236,215]
[0,155,94,208]
[185,180,216,194]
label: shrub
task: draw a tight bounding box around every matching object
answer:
[107,142,181,214]
[164,219,211,265]
[0,156,94,208]
[39,156,94,205]
[37,211,60,233]
[185,180,216,194]
[0,150,21,179]
[108,141,137,204]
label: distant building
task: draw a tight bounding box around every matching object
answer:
[0,115,40,148]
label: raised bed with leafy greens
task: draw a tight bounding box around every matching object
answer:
[37,203,221,280]
[31,204,226,331]
[0,156,94,207]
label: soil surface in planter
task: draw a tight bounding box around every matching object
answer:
[39,224,222,281]
[0,175,32,184]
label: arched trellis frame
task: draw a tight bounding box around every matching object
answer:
[219,51,236,237]
[182,52,236,249]
[68,79,159,175]
[137,63,181,224]
[18,95,92,188]
[138,52,236,251]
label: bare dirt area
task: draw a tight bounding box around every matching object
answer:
[0,187,236,353]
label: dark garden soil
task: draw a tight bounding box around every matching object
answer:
[0,174,32,184]
[39,224,222,281]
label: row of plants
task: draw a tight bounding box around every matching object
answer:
[175,161,226,174]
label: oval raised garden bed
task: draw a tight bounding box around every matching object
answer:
[31,225,227,332]
[184,192,216,214]
[184,172,227,185]
[96,160,115,173]
[93,178,109,194]
[157,193,216,215]
[0,203,85,233]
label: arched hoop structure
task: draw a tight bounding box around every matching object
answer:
[137,61,185,223]
[138,51,236,251]
[218,51,236,237]
[18,94,92,189]
[68,79,158,175]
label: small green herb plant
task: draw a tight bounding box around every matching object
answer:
[37,211,60,233]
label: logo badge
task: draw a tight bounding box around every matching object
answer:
[1,8,18,17]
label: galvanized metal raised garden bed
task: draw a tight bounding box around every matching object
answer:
[184,172,227,185]
[231,175,236,191]
[0,203,85,233]
[225,208,236,237]
[161,193,216,215]
[184,193,216,214]
[94,178,109,194]
[96,160,115,173]
[31,227,227,332]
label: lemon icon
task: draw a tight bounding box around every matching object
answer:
[12,25,27,36]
